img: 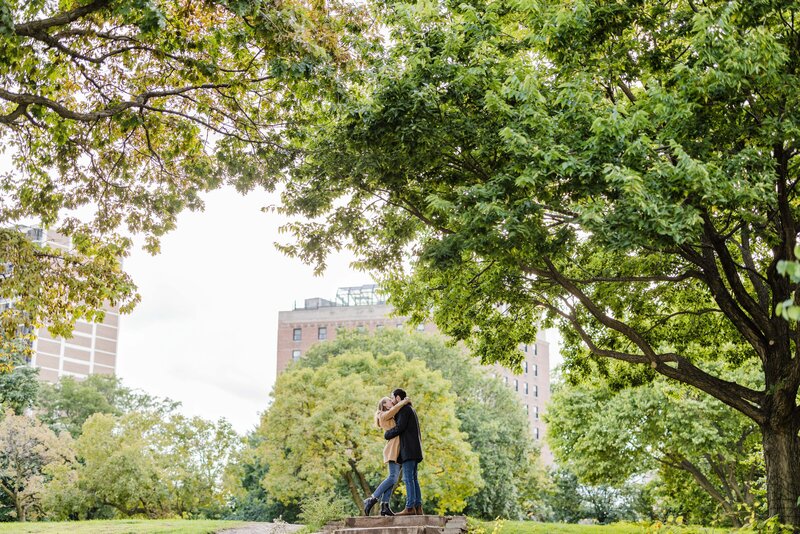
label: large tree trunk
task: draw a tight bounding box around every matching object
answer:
[762,417,800,528]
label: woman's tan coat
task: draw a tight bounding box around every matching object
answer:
[377,398,410,463]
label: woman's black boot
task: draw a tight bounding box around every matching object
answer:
[363,496,378,516]
[380,502,395,516]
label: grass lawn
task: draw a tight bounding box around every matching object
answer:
[469,519,750,534]
[0,519,248,533]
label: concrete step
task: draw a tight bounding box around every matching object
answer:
[333,526,441,534]
[443,517,467,532]
[344,516,447,528]
[322,522,345,534]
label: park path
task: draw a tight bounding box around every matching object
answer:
[217,522,306,534]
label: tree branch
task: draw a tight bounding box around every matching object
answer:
[0,104,29,125]
[568,271,701,284]
[0,79,271,126]
[14,0,111,34]
[701,213,770,332]
[678,242,769,358]
[527,259,765,422]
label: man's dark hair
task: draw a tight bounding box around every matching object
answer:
[392,388,407,400]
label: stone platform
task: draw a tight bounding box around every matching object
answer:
[324,515,467,534]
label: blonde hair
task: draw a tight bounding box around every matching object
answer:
[374,396,392,428]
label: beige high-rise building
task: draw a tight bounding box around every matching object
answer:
[7,226,120,382]
[31,309,120,383]
[276,284,552,461]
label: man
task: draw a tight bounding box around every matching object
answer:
[384,388,424,515]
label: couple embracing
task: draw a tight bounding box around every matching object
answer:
[363,388,424,517]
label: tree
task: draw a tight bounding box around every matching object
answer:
[546,368,764,527]
[277,0,800,525]
[36,375,121,437]
[167,414,242,518]
[300,329,541,519]
[43,410,240,519]
[258,350,482,513]
[224,432,302,522]
[36,374,177,437]
[0,0,368,361]
[0,365,38,415]
[0,410,74,521]
[545,469,585,524]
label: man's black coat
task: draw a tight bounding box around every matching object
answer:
[384,403,423,463]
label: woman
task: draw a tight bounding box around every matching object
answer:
[362,395,411,516]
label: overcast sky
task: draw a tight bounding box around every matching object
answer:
[116,188,372,432]
[116,187,563,433]
[2,146,561,433]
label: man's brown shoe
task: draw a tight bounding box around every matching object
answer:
[415,505,424,515]
[396,507,416,516]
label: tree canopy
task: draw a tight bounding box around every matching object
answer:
[277,0,800,525]
[43,409,240,520]
[0,410,74,521]
[36,373,177,437]
[0,365,38,415]
[258,349,482,514]
[546,367,764,527]
[299,329,542,519]
[0,0,367,362]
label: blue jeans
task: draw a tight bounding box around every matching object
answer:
[373,461,400,503]
[402,460,422,508]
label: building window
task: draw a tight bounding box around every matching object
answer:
[524,382,529,395]
[396,322,403,329]
[534,344,538,355]
[523,344,528,352]
[524,404,529,414]
[376,323,384,330]
[514,379,519,392]
[523,361,528,374]
[416,323,425,331]
[318,327,327,340]
[533,364,538,376]
[504,376,508,385]
[534,406,540,420]
[292,350,301,361]
[534,427,540,440]
[357,324,365,332]
[533,384,539,397]
[292,328,302,341]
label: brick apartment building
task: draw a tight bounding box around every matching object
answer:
[276,284,552,460]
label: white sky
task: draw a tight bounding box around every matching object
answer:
[116,188,370,433]
[116,187,562,434]
[1,146,562,434]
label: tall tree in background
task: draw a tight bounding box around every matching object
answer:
[0,365,38,415]
[36,374,177,437]
[546,367,764,527]
[301,330,542,519]
[224,432,302,522]
[278,0,800,525]
[0,0,366,364]
[43,410,240,519]
[258,350,482,513]
[0,411,74,521]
